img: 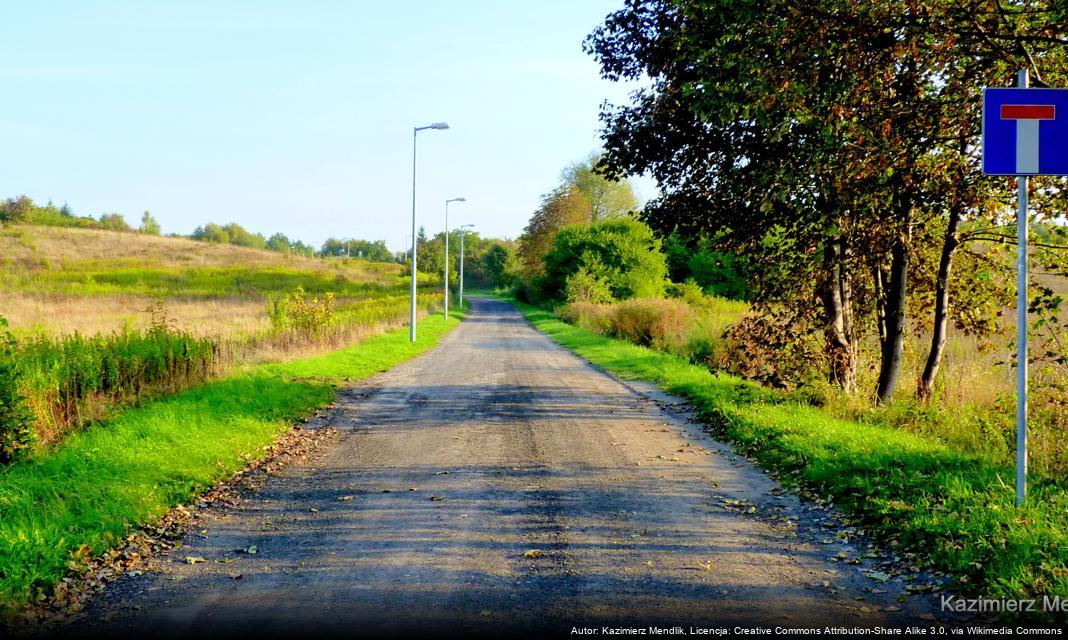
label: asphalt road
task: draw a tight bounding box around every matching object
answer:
[70,297,941,638]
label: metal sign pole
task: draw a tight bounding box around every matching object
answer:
[1015,68,1029,507]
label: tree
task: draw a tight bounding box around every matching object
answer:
[586,0,1067,401]
[0,196,34,224]
[192,223,230,244]
[518,185,592,278]
[98,213,131,232]
[562,154,638,220]
[268,233,292,253]
[481,242,521,289]
[541,217,667,301]
[139,211,161,235]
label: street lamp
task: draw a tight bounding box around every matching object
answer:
[444,197,466,319]
[409,122,449,342]
[458,224,475,308]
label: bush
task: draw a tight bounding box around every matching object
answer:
[565,268,615,304]
[541,217,668,302]
[0,317,35,462]
[558,301,613,335]
[268,287,336,337]
[608,299,690,349]
[717,306,824,389]
[12,306,218,446]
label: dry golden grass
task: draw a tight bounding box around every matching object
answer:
[0,292,269,338]
[0,225,400,283]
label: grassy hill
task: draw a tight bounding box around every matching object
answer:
[0,224,460,617]
[0,225,411,339]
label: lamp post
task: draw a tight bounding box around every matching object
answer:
[458,224,475,308]
[443,197,466,319]
[409,122,449,342]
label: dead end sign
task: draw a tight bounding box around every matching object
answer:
[983,87,1068,175]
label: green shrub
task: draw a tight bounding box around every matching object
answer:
[608,299,690,349]
[541,217,668,302]
[558,301,613,335]
[565,268,615,304]
[268,287,336,337]
[0,317,35,462]
[12,308,218,446]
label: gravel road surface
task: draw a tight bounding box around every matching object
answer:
[69,297,942,638]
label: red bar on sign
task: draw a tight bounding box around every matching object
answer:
[1001,104,1056,120]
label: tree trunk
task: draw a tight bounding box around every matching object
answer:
[917,205,962,401]
[821,237,857,393]
[876,230,910,404]
[873,260,889,345]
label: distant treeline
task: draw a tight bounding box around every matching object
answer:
[0,195,396,262]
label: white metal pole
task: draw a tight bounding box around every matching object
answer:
[459,229,465,308]
[444,201,450,320]
[1016,68,1029,507]
[410,128,418,343]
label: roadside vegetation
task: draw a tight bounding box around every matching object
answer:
[0,226,449,459]
[0,202,481,616]
[0,310,461,614]
[493,2,1068,598]
[511,298,1067,598]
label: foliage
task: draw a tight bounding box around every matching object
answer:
[662,233,750,300]
[0,318,35,463]
[561,153,638,220]
[97,213,131,232]
[1,196,111,230]
[541,217,668,302]
[512,296,1068,599]
[560,293,748,365]
[517,158,639,281]
[0,311,462,614]
[719,307,826,390]
[138,211,161,236]
[480,242,521,290]
[320,238,393,262]
[585,0,1068,402]
[564,268,615,304]
[9,303,218,446]
[518,185,593,278]
[267,287,336,336]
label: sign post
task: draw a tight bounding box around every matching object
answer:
[982,71,1068,506]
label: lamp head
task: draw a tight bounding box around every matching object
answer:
[429,122,450,130]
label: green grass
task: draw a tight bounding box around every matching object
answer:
[0,307,462,613]
[508,298,1068,598]
[0,265,425,299]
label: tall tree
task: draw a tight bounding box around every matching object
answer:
[139,211,161,235]
[586,0,1067,402]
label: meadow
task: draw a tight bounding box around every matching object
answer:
[0,223,463,616]
[0,225,444,454]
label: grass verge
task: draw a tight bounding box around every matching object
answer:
[0,307,463,613]
[507,297,1068,598]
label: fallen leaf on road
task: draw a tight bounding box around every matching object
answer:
[185,556,206,565]
[429,496,445,501]
[309,508,319,513]
[246,546,258,555]
[338,496,353,501]
[523,550,542,559]
[435,470,450,475]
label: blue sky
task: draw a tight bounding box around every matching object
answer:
[0,1,649,252]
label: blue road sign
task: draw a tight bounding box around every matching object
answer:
[983,87,1068,176]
